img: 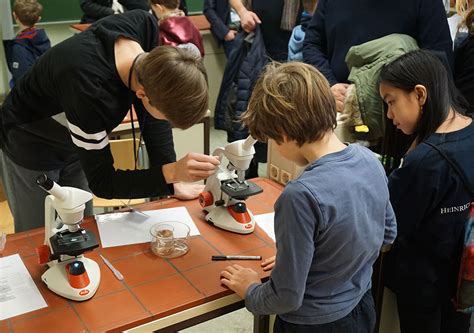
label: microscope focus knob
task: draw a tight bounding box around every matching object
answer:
[67,261,90,289]
[36,244,51,265]
[233,202,247,213]
[199,191,214,207]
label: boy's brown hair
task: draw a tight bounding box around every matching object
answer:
[13,0,43,27]
[241,62,336,147]
[149,0,179,10]
[138,45,208,129]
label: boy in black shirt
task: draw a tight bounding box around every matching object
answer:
[0,10,219,232]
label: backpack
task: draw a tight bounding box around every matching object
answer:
[425,142,474,313]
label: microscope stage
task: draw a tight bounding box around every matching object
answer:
[220,180,263,200]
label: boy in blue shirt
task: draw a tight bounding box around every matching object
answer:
[220,62,397,332]
[3,0,51,88]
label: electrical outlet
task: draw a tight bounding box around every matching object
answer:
[280,170,291,185]
[269,164,280,181]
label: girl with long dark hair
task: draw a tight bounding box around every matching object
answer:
[380,49,474,333]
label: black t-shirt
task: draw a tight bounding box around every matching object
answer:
[386,120,474,302]
[0,10,175,199]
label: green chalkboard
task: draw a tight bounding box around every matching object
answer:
[10,0,204,24]
[188,0,204,14]
[10,0,82,23]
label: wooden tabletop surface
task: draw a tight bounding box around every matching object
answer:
[0,178,282,332]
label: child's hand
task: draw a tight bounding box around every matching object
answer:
[261,256,275,271]
[173,183,205,200]
[224,30,237,41]
[239,9,261,33]
[331,83,350,113]
[220,264,261,298]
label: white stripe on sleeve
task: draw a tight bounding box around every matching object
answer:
[67,121,107,141]
[71,135,109,150]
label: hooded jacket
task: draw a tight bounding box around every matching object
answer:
[159,15,204,57]
[344,34,418,141]
[215,26,267,140]
[3,27,51,87]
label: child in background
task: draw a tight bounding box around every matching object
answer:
[3,0,50,87]
[288,0,317,61]
[220,62,397,333]
[150,0,204,57]
[381,49,474,333]
[203,0,237,58]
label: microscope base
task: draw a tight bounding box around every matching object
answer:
[205,206,255,234]
[41,257,100,301]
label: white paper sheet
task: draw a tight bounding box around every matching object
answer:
[0,254,47,320]
[96,206,200,248]
[254,212,275,242]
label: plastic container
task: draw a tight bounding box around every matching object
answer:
[150,221,190,258]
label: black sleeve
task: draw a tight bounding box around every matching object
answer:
[80,0,114,20]
[203,0,229,41]
[134,101,176,167]
[9,43,36,84]
[118,0,150,11]
[454,38,474,114]
[302,0,338,85]
[416,0,454,69]
[65,98,174,200]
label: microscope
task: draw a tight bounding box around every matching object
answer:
[199,136,263,234]
[35,175,100,301]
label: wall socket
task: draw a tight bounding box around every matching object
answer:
[280,170,291,185]
[269,164,280,181]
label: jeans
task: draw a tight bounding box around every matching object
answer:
[273,290,376,333]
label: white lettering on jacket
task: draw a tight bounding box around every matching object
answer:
[440,202,471,214]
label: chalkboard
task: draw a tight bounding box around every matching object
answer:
[10,0,204,24]
[188,0,203,14]
[10,0,83,23]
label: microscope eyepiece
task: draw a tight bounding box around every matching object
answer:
[36,174,54,191]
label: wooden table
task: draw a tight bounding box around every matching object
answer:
[70,14,211,33]
[0,178,282,332]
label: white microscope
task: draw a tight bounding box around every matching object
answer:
[199,136,263,234]
[36,174,100,301]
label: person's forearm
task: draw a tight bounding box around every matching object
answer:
[245,281,302,315]
[229,0,246,16]
[162,162,177,184]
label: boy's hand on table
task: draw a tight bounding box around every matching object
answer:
[173,183,205,200]
[261,256,275,271]
[163,153,219,183]
[220,264,261,298]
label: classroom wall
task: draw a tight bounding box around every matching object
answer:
[0,0,14,100]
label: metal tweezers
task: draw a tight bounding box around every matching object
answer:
[120,200,149,217]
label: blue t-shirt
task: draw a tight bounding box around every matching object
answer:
[245,144,397,325]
